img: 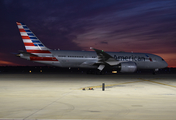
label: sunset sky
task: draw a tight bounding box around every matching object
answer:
[0,0,176,67]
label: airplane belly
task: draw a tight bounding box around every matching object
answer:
[135,62,147,69]
[58,58,97,68]
[59,58,84,67]
[136,62,160,69]
[80,60,97,68]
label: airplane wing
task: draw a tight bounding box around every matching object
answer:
[90,47,120,70]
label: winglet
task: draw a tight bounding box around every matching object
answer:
[90,47,104,52]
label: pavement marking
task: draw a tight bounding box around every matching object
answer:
[80,80,144,90]
[23,90,74,119]
[139,78,176,88]
[80,78,176,90]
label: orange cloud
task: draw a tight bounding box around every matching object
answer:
[0,60,18,66]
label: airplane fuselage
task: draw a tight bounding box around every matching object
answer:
[20,50,168,70]
[16,22,168,73]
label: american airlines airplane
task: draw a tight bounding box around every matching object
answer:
[16,22,168,74]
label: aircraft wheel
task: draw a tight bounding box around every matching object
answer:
[96,70,105,75]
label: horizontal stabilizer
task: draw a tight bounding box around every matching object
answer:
[16,51,38,57]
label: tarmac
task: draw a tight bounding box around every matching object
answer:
[0,73,176,120]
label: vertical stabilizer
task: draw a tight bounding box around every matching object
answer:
[16,22,51,55]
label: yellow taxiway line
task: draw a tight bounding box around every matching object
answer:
[80,78,176,90]
[80,80,144,90]
[139,78,176,88]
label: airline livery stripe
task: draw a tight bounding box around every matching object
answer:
[30,37,37,39]
[27,50,51,53]
[31,53,52,56]
[24,43,35,46]
[34,44,44,47]
[25,47,49,50]
[19,29,26,32]
[23,26,28,29]
[23,40,32,43]
[20,32,28,36]
[25,46,42,50]
[34,61,60,64]
[25,30,31,32]
[27,33,35,36]
[30,57,58,61]
[17,25,23,29]
[32,40,41,43]
[22,36,30,39]
[16,22,21,25]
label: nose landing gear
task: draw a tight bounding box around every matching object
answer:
[153,68,159,75]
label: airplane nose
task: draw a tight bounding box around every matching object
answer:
[163,61,168,68]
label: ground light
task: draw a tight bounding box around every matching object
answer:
[112,71,117,74]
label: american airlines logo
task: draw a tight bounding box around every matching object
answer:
[114,55,145,61]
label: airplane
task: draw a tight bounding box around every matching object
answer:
[16,22,168,74]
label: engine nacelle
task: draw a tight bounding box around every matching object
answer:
[120,62,137,73]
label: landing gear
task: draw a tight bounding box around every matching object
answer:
[153,68,159,75]
[86,69,93,74]
[96,70,105,75]
[153,71,156,75]
[86,69,105,75]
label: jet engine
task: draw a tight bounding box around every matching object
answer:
[119,62,137,73]
[112,62,137,73]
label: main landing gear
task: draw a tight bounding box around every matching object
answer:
[86,69,105,75]
[153,68,159,75]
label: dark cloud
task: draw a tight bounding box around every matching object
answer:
[100,41,108,44]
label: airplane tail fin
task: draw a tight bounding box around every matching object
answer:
[16,22,51,54]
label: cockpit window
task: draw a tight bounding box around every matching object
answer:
[161,58,165,61]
